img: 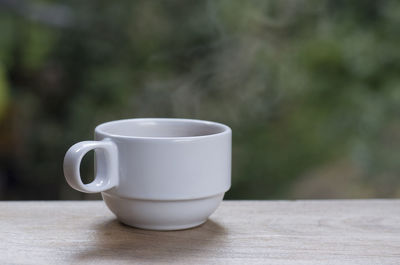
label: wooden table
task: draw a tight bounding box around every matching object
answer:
[1,200,399,265]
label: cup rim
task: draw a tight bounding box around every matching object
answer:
[95,118,231,140]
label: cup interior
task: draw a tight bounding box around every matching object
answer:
[96,119,228,138]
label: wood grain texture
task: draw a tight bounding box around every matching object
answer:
[0,200,399,265]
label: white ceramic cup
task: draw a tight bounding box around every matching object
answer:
[63,118,231,230]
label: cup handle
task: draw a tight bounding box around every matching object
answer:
[63,139,119,193]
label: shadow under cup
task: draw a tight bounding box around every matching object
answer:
[65,118,231,230]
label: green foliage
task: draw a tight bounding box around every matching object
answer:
[1,0,400,199]
[0,63,9,119]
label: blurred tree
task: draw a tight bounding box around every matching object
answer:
[0,0,399,200]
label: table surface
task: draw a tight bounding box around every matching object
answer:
[1,200,399,265]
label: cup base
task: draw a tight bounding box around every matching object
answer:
[102,193,224,231]
[119,218,207,231]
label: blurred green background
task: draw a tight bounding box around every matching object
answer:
[1,0,400,200]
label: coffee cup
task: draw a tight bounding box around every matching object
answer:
[63,118,231,230]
